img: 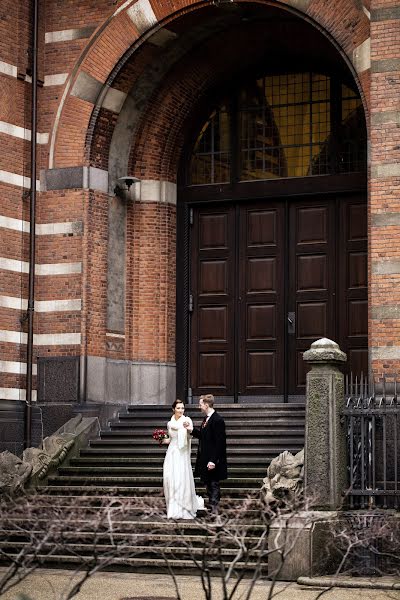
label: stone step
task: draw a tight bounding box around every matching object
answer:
[79,446,302,456]
[0,539,265,559]
[38,485,261,497]
[2,401,305,578]
[113,416,304,426]
[103,428,304,437]
[0,528,261,545]
[47,475,262,488]
[119,412,305,422]
[59,466,267,476]
[89,438,303,447]
[1,515,265,532]
[70,455,276,466]
[0,552,268,573]
[19,495,263,513]
[126,402,305,415]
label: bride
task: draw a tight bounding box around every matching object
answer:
[160,399,199,519]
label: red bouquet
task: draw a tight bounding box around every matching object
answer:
[152,428,168,444]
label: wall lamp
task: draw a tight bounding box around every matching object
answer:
[114,176,140,199]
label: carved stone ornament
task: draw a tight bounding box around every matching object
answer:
[303,337,346,364]
[0,414,99,495]
[261,448,304,508]
[0,451,32,495]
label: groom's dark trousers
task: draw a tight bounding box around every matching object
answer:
[192,411,227,512]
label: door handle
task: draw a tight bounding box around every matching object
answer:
[287,312,295,334]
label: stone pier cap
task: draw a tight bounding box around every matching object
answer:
[303,338,347,364]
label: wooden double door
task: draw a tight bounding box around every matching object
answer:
[189,195,367,402]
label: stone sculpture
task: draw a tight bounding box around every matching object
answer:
[261,448,304,508]
[0,415,99,496]
[0,451,33,495]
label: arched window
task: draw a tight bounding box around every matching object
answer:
[190,73,366,185]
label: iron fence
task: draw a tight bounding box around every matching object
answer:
[343,375,400,509]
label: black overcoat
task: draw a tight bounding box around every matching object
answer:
[192,411,228,482]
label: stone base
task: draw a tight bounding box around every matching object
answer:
[268,510,400,581]
[86,357,176,405]
[268,511,339,581]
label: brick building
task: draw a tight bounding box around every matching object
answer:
[0,0,399,450]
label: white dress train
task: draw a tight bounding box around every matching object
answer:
[163,415,199,519]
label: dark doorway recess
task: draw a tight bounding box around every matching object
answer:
[176,71,367,404]
[182,193,367,404]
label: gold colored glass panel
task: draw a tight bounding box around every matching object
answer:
[190,74,365,184]
[191,107,230,185]
[239,73,331,180]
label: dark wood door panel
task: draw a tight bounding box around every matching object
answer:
[198,212,229,249]
[288,199,335,396]
[246,209,278,247]
[191,206,235,396]
[297,302,328,339]
[197,352,228,390]
[239,202,285,398]
[199,260,228,295]
[246,351,277,389]
[296,206,328,244]
[198,306,228,342]
[247,257,277,293]
[189,193,368,401]
[297,255,328,291]
[339,196,368,376]
[246,303,276,340]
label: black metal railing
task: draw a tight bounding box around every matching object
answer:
[343,375,400,509]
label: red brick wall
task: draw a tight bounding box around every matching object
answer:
[1,0,382,401]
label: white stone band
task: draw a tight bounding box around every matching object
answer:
[0,330,81,346]
[0,121,48,144]
[0,361,37,375]
[0,296,82,312]
[0,60,17,78]
[43,74,68,87]
[0,258,82,275]
[0,169,40,190]
[0,388,37,401]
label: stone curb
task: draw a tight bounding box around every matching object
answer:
[297,576,400,590]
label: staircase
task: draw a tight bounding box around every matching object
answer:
[0,404,305,573]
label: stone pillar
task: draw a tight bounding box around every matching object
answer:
[303,338,347,510]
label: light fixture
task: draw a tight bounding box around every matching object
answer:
[114,176,140,198]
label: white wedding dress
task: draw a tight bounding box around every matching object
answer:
[163,415,199,519]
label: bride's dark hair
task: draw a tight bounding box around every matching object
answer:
[172,399,184,410]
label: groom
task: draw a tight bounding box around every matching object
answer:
[184,394,227,515]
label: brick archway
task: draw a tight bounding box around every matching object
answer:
[40,0,371,405]
[50,0,370,172]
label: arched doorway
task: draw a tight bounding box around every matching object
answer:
[178,68,367,403]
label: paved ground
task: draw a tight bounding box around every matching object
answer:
[1,569,400,600]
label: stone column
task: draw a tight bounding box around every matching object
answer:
[303,338,347,510]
